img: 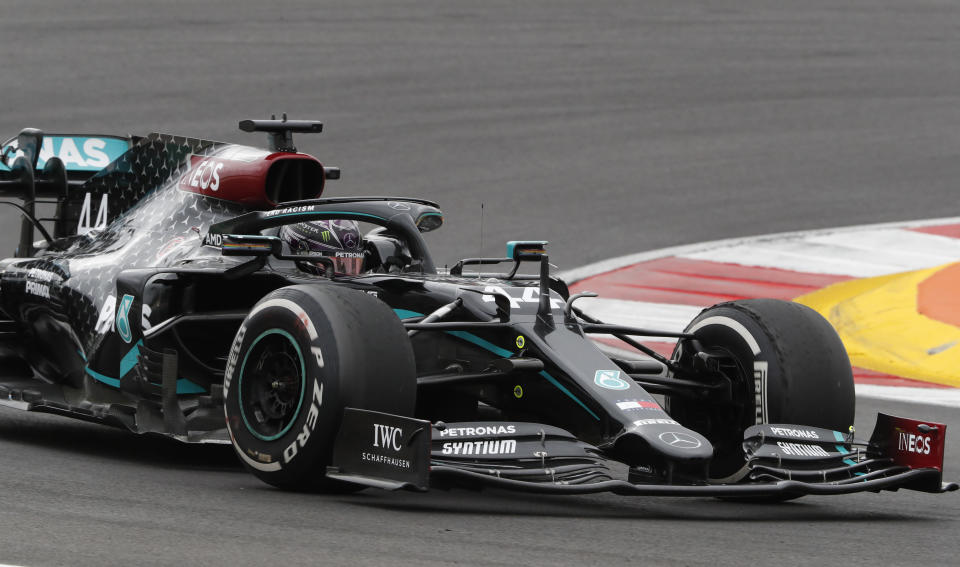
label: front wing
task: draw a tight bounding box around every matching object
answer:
[327,409,958,497]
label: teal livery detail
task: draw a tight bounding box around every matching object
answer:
[85,340,205,394]
[115,294,135,343]
[238,329,307,441]
[0,135,130,172]
[393,309,423,320]
[393,308,599,421]
[269,210,386,222]
[446,330,514,359]
[540,371,601,420]
[833,429,864,473]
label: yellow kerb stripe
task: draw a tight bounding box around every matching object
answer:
[796,263,960,388]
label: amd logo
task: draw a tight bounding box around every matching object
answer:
[373,423,403,451]
[203,233,223,247]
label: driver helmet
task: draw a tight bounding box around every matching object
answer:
[279,220,365,276]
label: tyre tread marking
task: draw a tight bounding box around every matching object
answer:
[249,298,319,340]
[688,315,762,356]
[754,361,769,424]
[234,445,283,472]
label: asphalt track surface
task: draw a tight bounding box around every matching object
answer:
[0,1,958,565]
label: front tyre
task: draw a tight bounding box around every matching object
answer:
[668,299,855,483]
[223,285,416,490]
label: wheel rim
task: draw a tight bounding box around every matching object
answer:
[238,329,307,441]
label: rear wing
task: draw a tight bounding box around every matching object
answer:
[0,133,132,178]
[0,129,134,256]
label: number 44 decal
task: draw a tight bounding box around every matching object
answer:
[481,285,564,310]
[77,193,109,235]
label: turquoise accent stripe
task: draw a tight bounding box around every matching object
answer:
[393,308,599,421]
[269,211,386,221]
[85,366,120,387]
[539,371,601,421]
[835,432,866,475]
[393,309,423,320]
[394,310,511,356]
[446,331,514,358]
[175,379,206,394]
[85,339,206,394]
[86,365,206,394]
[119,340,144,377]
[0,136,130,172]
[833,431,855,461]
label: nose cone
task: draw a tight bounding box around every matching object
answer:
[625,422,714,462]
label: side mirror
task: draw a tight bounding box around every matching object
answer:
[203,232,339,273]
[203,233,280,256]
[416,212,443,232]
[506,240,548,262]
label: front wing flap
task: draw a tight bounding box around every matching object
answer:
[743,414,952,494]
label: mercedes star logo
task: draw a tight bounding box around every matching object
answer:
[388,202,411,211]
[659,431,702,449]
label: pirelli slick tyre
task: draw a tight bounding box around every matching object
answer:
[667,299,855,484]
[223,285,417,491]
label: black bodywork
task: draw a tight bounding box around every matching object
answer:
[0,123,954,498]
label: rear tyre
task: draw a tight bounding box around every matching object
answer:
[668,299,855,485]
[223,285,416,490]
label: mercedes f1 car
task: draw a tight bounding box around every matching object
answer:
[0,119,954,499]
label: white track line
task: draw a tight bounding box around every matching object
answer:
[575,297,702,334]
[680,229,960,277]
[563,216,960,407]
[560,215,960,284]
[856,384,960,408]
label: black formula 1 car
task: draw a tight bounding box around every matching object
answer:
[0,119,954,499]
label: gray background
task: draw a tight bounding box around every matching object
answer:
[0,1,958,565]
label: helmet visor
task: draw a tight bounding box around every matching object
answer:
[329,252,365,276]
